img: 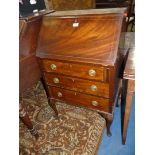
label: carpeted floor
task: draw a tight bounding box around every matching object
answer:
[19,81,106,155]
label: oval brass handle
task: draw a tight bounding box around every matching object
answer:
[57,92,62,97]
[53,78,59,84]
[50,64,57,70]
[91,101,98,106]
[88,69,96,77]
[90,85,97,91]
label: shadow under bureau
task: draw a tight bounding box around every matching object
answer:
[36,9,125,136]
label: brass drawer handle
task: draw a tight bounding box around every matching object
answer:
[57,92,62,97]
[53,78,59,84]
[88,69,96,77]
[90,85,97,91]
[91,101,98,106]
[50,64,57,70]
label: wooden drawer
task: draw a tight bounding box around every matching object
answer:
[44,72,109,98]
[41,59,107,82]
[44,72,74,90]
[48,86,111,113]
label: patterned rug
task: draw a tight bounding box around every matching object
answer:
[19,81,106,155]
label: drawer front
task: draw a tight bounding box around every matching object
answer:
[44,73,109,98]
[49,86,111,113]
[41,60,106,81]
[44,73,74,90]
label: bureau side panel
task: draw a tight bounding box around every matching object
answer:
[108,49,124,114]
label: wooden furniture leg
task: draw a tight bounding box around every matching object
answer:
[19,104,39,139]
[99,79,122,136]
[126,0,135,32]
[121,79,135,144]
[48,98,59,118]
[41,78,59,118]
[116,80,122,107]
[99,113,113,137]
[105,115,113,137]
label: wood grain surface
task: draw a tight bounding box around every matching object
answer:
[40,59,107,81]
[44,72,109,98]
[123,48,135,80]
[36,14,124,65]
[49,86,111,113]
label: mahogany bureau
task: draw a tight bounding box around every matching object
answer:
[36,9,126,136]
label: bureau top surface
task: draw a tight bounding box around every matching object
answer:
[36,11,124,66]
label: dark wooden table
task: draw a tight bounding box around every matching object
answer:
[121,32,135,144]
